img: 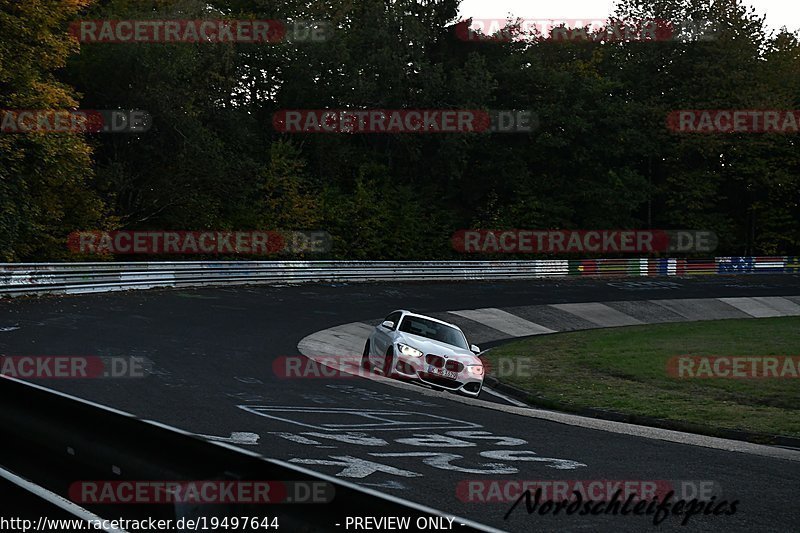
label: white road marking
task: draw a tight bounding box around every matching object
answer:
[479,450,587,470]
[303,432,388,446]
[0,465,127,532]
[358,480,409,490]
[446,431,526,446]
[483,385,528,407]
[288,456,422,478]
[550,302,643,327]
[449,308,556,337]
[269,432,321,445]
[719,297,786,317]
[370,452,519,474]
[393,434,475,447]
[482,386,528,407]
[239,406,481,431]
[197,431,260,445]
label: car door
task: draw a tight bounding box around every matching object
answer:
[372,311,402,365]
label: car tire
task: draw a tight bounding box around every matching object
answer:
[361,341,371,370]
[382,347,395,377]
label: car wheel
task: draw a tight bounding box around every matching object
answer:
[382,347,395,377]
[361,341,371,370]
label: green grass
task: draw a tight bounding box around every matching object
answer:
[485,317,800,439]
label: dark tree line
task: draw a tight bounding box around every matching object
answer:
[1,0,798,260]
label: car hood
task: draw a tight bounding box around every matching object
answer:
[396,333,481,364]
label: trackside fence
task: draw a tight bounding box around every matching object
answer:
[0,257,797,297]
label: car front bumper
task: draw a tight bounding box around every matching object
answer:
[393,352,483,397]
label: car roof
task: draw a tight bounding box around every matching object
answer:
[391,309,463,332]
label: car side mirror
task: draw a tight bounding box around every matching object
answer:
[470,344,481,354]
[381,320,395,329]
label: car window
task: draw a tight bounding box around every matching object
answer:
[383,311,402,330]
[398,316,469,349]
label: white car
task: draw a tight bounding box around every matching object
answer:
[362,310,484,397]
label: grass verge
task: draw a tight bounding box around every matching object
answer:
[485,317,800,440]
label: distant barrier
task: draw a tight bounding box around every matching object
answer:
[1,257,797,297]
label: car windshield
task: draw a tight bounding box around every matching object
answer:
[398,316,469,350]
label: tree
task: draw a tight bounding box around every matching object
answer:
[0,0,106,260]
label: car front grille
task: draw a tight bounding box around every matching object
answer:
[445,360,464,372]
[425,354,444,367]
[425,354,464,373]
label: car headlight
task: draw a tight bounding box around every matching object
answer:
[397,343,423,358]
[467,364,484,376]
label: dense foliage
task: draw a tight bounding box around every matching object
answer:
[1,0,798,260]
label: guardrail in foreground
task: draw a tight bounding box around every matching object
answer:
[0,377,495,531]
[1,257,797,297]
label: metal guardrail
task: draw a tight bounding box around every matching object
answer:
[0,257,797,297]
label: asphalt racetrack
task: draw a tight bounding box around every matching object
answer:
[2,275,799,532]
